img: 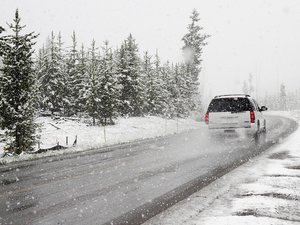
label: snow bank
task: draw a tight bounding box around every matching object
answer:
[0,116,203,164]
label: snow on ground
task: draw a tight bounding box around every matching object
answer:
[145,110,300,225]
[0,129,4,156]
[0,116,203,164]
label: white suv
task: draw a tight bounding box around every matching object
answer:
[205,94,267,136]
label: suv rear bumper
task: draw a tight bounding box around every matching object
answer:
[208,123,252,129]
[208,124,257,135]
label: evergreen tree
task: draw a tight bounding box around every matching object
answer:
[65,31,82,115]
[77,44,87,113]
[142,51,169,115]
[116,42,131,116]
[182,9,209,112]
[242,74,254,96]
[0,10,38,154]
[174,64,190,117]
[57,32,71,116]
[39,32,64,114]
[84,40,101,125]
[62,32,73,116]
[97,41,119,125]
[126,34,145,116]
[280,83,287,110]
[0,26,6,126]
[160,61,174,117]
[150,51,168,115]
[0,26,6,55]
[31,48,43,111]
[35,45,49,111]
[142,51,154,114]
[117,34,144,116]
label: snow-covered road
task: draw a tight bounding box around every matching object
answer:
[146,111,300,225]
[0,115,297,225]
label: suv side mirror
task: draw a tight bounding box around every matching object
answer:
[260,106,268,111]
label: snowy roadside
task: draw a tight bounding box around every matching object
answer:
[145,110,300,225]
[0,116,203,164]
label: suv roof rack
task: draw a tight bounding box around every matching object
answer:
[214,94,251,99]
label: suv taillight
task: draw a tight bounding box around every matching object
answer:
[250,111,255,123]
[205,112,209,124]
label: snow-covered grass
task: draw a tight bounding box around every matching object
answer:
[0,116,203,164]
[145,110,300,225]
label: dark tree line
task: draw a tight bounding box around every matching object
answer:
[0,9,208,154]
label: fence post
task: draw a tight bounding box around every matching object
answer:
[73,135,77,146]
[176,117,179,133]
[104,125,107,144]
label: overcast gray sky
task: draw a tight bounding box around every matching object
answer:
[2,0,300,104]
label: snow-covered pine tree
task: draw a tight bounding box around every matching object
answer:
[97,41,119,125]
[0,26,6,55]
[116,42,131,116]
[0,26,6,126]
[117,34,144,116]
[160,61,174,118]
[173,63,190,117]
[39,32,65,115]
[166,63,178,118]
[0,9,38,154]
[57,32,73,116]
[142,52,176,117]
[35,45,50,111]
[77,44,87,113]
[30,47,43,112]
[150,51,168,115]
[142,51,154,114]
[126,34,144,116]
[182,9,209,112]
[65,31,83,115]
[84,40,101,125]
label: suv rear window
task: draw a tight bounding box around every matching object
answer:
[207,97,254,112]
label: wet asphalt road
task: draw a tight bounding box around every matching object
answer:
[0,115,297,225]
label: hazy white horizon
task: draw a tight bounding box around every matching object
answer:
[2,0,300,104]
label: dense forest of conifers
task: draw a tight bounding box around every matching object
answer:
[35,10,209,125]
[0,9,209,153]
[36,31,200,125]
